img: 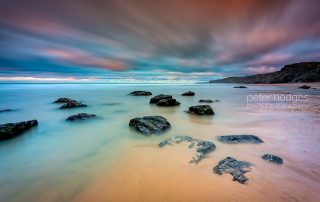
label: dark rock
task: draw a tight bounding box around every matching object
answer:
[298,85,311,89]
[213,157,253,184]
[210,62,320,84]
[199,99,213,103]
[233,86,247,88]
[150,94,172,104]
[60,100,87,109]
[181,91,195,96]
[129,116,171,135]
[66,113,96,121]
[54,98,77,103]
[0,109,13,113]
[156,98,180,106]
[262,154,283,164]
[218,135,263,144]
[129,91,152,96]
[159,136,216,164]
[187,105,214,115]
[0,120,38,140]
[215,100,220,102]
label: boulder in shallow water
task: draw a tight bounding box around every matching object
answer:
[150,94,172,103]
[0,120,38,140]
[181,91,195,96]
[159,136,216,164]
[66,113,96,121]
[156,98,180,106]
[218,135,263,144]
[54,98,77,103]
[187,105,214,115]
[0,109,13,113]
[262,154,283,164]
[213,157,253,184]
[129,116,171,135]
[199,99,213,103]
[233,86,247,88]
[129,91,152,96]
[60,100,87,109]
[298,85,311,89]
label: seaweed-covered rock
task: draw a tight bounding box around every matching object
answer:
[129,116,170,135]
[54,98,77,103]
[60,100,87,109]
[156,98,180,106]
[199,99,213,103]
[0,120,38,140]
[233,86,247,88]
[187,105,214,115]
[213,157,253,184]
[298,85,311,89]
[66,113,96,121]
[159,136,216,164]
[218,135,263,144]
[150,94,172,103]
[129,91,152,96]
[181,91,195,96]
[262,154,283,164]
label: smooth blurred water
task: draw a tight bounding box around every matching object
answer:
[0,83,319,201]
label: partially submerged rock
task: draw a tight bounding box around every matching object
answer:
[218,135,263,144]
[60,100,87,109]
[181,91,195,96]
[54,98,87,109]
[129,116,171,135]
[199,99,213,103]
[156,98,180,106]
[298,85,311,89]
[262,154,283,164]
[129,91,152,96]
[66,113,96,121]
[54,98,76,103]
[150,94,172,104]
[213,157,253,184]
[0,109,13,113]
[150,94,180,106]
[159,136,216,164]
[233,86,247,88]
[0,120,38,140]
[187,105,214,115]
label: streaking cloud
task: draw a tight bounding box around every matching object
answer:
[0,0,319,82]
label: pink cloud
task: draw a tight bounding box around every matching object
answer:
[244,66,277,74]
[45,48,128,71]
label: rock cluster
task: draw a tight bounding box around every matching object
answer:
[66,113,96,121]
[0,120,38,140]
[0,109,13,113]
[218,135,264,144]
[213,157,253,184]
[129,116,171,135]
[262,154,283,164]
[199,99,213,103]
[54,98,87,109]
[159,136,216,164]
[129,91,152,96]
[233,86,247,88]
[150,94,180,106]
[181,91,195,96]
[187,105,214,115]
[298,85,311,89]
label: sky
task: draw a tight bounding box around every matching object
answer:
[0,0,320,83]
